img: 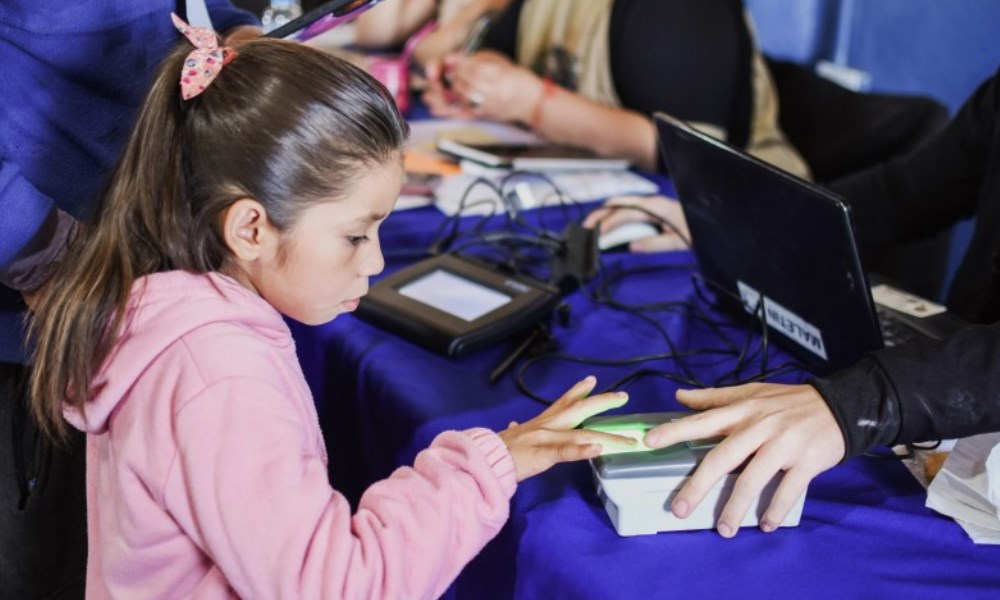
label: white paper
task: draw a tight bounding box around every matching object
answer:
[407,120,541,153]
[926,432,1000,543]
[433,170,658,216]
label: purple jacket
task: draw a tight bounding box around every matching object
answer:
[0,0,256,364]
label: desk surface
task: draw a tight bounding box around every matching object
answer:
[291,201,1000,599]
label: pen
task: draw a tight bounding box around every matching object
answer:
[460,11,496,55]
[442,11,496,94]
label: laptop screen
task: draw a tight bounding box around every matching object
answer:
[654,112,883,373]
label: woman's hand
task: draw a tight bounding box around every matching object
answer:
[582,195,690,252]
[499,376,635,482]
[423,50,541,123]
[643,383,845,537]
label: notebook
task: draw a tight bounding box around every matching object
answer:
[654,112,967,374]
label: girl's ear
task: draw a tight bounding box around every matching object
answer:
[221,198,276,261]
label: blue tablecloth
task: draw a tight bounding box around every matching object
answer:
[290,200,1000,599]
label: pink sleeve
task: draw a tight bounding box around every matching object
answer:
[168,378,516,599]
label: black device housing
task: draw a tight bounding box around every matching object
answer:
[355,254,562,356]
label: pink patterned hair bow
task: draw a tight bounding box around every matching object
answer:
[171,13,238,100]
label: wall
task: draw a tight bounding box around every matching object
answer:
[747,0,1000,113]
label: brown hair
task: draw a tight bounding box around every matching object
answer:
[28,38,408,440]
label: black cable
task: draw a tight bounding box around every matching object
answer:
[416,174,804,402]
[515,351,706,405]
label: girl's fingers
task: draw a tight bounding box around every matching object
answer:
[548,391,629,429]
[551,375,598,406]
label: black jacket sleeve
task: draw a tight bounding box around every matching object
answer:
[828,68,1000,253]
[810,321,1000,459]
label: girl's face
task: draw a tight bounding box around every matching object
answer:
[255,160,404,325]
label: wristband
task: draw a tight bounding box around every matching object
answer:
[529,76,556,130]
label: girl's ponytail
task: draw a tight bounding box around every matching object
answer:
[28,46,196,440]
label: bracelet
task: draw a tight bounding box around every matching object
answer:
[528,76,556,130]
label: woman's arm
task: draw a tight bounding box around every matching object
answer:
[829,68,1000,251]
[412,0,512,67]
[424,51,658,170]
[354,0,439,49]
[642,321,1000,537]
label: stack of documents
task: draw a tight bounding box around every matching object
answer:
[403,118,659,216]
[433,169,659,216]
[926,432,1000,544]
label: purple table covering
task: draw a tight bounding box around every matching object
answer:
[290,199,1000,599]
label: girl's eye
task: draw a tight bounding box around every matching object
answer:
[347,235,369,247]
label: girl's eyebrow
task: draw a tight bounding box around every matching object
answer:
[352,212,388,224]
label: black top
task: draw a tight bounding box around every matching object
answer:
[813,67,1000,459]
[830,67,1000,325]
[483,0,753,149]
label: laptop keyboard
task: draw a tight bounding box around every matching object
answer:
[876,305,922,347]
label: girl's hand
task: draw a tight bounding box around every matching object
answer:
[499,376,635,482]
[643,383,845,537]
[583,195,690,252]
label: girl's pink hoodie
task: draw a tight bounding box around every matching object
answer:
[64,271,517,599]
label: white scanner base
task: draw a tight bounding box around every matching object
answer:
[585,412,806,536]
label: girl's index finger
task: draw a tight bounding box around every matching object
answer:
[549,390,629,429]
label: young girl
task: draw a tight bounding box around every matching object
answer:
[27,16,633,599]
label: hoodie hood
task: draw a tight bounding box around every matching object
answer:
[64,271,290,434]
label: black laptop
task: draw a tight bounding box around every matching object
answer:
[654,112,967,373]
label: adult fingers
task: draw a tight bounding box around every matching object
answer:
[675,384,769,410]
[422,87,461,117]
[629,233,687,253]
[643,404,741,449]
[758,466,813,533]
[595,209,653,233]
[667,430,766,520]
[581,208,612,229]
[714,448,786,538]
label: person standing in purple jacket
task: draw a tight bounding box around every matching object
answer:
[0,2,258,596]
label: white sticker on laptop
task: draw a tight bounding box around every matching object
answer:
[871,284,946,318]
[737,281,828,360]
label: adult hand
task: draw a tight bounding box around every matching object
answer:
[499,376,635,482]
[423,50,540,123]
[643,383,845,537]
[582,195,690,252]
